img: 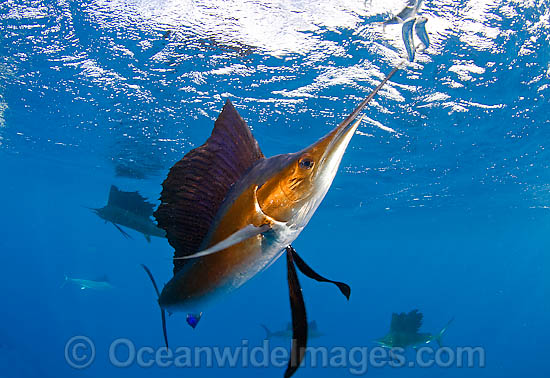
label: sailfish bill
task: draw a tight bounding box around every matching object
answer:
[146,66,400,377]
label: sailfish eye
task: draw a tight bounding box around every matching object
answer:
[298,157,314,170]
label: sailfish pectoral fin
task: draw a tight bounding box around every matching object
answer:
[287,245,351,300]
[141,264,169,348]
[111,222,133,239]
[173,224,271,260]
[285,247,308,378]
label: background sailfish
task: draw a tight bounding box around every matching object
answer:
[375,309,454,349]
[91,185,166,241]
[144,67,399,377]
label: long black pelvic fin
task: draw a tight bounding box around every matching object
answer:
[338,66,400,131]
[285,247,307,378]
[287,245,351,300]
[111,222,133,240]
[141,264,169,348]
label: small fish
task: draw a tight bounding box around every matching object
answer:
[383,0,424,28]
[61,275,114,290]
[414,16,430,52]
[186,313,202,329]
[375,310,454,349]
[90,185,166,242]
[402,17,417,62]
[261,321,324,340]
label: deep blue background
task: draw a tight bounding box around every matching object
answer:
[0,0,549,377]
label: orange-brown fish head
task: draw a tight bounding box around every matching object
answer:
[257,114,364,227]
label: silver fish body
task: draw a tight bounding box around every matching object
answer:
[62,276,113,290]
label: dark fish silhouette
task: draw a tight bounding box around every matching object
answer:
[114,164,148,179]
[261,321,323,340]
[375,310,454,349]
[90,185,166,242]
[143,67,400,377]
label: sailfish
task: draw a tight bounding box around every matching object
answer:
[375,310,454,349]
[143,67,400,377]
[90,185,166,242]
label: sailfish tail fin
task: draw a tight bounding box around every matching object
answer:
[141,264,169,348]
[434,317,454,347]
[260,324,273,339]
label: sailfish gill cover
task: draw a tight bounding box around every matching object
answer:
[0,1,549,378]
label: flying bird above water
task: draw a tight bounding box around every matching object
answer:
[143,67,400,377]
[401,16,430,61]
[378,0,430,62]
[383,0,424,29]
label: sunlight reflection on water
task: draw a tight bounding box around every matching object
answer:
[0,0,548,209]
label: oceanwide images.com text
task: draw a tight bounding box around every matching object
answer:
[65,336,486,374]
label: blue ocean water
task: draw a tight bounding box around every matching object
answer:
[1,0,549,377]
